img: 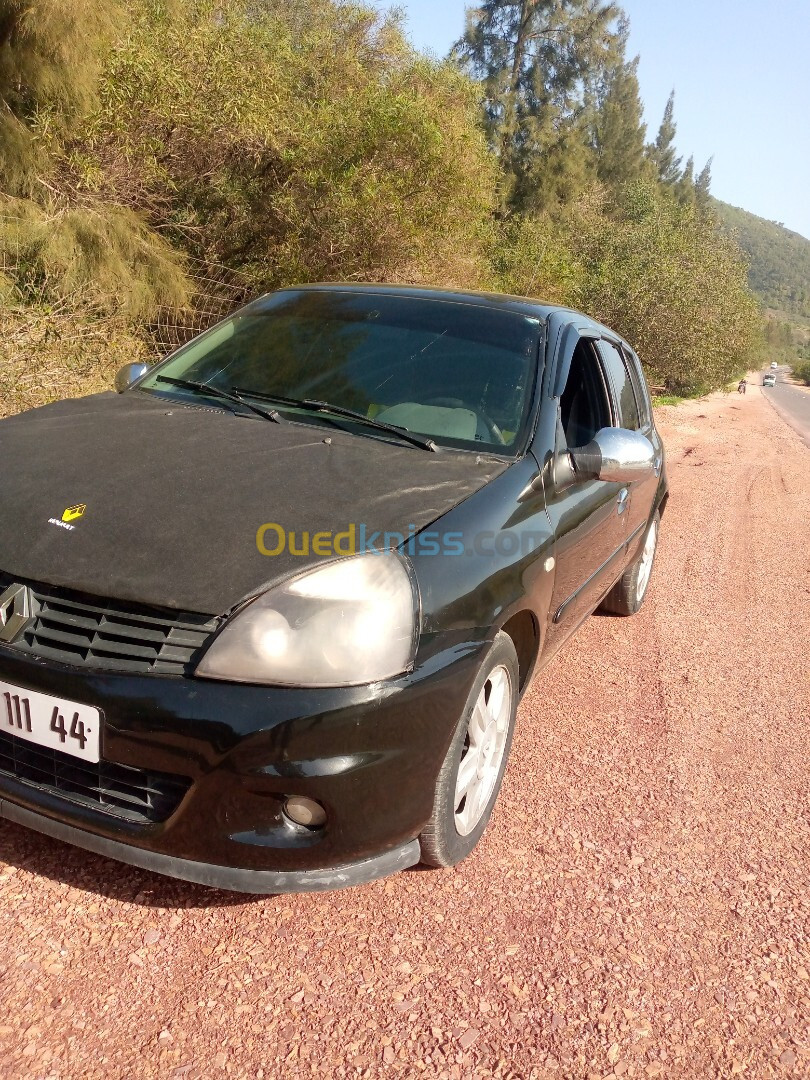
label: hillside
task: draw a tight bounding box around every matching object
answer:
[0,0,762,401]
[715,200,810,323]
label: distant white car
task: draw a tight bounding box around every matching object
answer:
[770,361,778,369]
[763,374,776,387]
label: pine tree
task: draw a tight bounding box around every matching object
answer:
[695,156,713,211]
[455,0,623,213]
[592,53,647,188]
[674,154,695,206]
[647,89,682,186]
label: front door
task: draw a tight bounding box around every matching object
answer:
[543,336,629,655]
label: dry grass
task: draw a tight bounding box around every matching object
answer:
[0,305,148,419]
[0,260,249,419]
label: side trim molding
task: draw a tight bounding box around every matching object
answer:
[552,521,646,625]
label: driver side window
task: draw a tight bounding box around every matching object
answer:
[559,339,611,447]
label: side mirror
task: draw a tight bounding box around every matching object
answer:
[114,363,151,393]
[569,427,655,483]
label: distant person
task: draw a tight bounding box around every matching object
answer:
[738,378,747,395]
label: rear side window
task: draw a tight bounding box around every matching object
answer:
[597,340,640,430]
[622,346,652,427]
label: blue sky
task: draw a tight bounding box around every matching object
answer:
[375,0,810,240]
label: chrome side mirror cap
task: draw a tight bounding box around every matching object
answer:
[570,427,655,483]
[114,362,151,393]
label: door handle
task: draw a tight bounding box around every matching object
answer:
[616,488,629,515]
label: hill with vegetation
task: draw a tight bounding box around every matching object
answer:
[714,200,810,323]
[1,0,764,411]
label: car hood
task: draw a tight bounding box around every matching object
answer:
[0,393,508,614]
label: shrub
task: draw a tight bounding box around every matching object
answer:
[495,182,760,394]
[0,0,122,194]
[0,197,191,319]
[87,0,497,291]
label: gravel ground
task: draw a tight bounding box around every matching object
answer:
[1,384,808,1080]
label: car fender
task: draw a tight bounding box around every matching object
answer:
[408,455,555,668]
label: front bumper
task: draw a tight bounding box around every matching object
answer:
[0,634,487,892]
[0,800,421,892]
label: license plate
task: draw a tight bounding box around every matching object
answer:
[0,680,101,763]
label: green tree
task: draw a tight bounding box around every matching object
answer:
[592,53,648,188]
[494,177,762,394]
[568,181,759,392]
[695,157,713,211]
[454,0,623,212]
[674,154,696,206]
[647,89,682,186]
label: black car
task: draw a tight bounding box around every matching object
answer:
[0,285,667,892]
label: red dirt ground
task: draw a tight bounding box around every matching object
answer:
[0,383,808,1079]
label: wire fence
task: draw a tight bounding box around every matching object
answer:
[145,258,252,357]
[0,244,254,416]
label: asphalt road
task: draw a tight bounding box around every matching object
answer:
[759,367,810,444]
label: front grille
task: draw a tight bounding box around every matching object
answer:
[0,729,190,823]
[0,573,218,675]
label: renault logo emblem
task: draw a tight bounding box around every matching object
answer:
[62,504,86,523]
[0,584,36,644]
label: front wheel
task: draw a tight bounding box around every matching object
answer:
[600,509,660,616]
[419,633,519,868]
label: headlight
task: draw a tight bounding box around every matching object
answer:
[196,553,419,686]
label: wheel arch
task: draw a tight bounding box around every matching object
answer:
[498,608,541,695]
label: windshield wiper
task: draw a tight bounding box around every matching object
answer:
[231,388,437,452]
[154,376,283,423]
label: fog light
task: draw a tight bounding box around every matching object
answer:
[283,796,327,829]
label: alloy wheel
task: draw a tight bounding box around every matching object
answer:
[453,664,513,836]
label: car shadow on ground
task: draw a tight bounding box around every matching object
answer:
[0,824,268,909]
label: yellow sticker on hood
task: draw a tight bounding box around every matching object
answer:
[61,504,86,523]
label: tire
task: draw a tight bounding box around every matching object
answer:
[599,509,660,616]
[419,632,519,868]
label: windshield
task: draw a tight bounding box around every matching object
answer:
[138,290,542,453]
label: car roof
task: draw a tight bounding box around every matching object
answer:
[250,283,636,356]
[263,282,610,331]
